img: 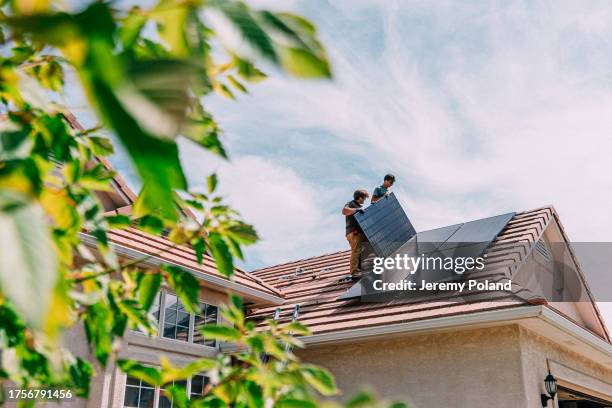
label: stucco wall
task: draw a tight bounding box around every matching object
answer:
[297,325,528,408]
[298,324,612,408]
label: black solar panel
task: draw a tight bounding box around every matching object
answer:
[354,193,416,258]
[339,207,516,300]
[438,212,515,250]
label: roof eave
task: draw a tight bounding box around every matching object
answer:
[80,233,285,305]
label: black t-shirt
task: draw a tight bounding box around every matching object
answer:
[344,200,363,235]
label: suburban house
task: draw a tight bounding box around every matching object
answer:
[56,118,612,408]
[81,164,612,408]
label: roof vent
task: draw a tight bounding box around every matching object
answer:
[535,238,552,261]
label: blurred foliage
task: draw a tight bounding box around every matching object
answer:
[0,0,406,407]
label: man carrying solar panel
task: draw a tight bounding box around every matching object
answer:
[342,189,370,279]
[371,174,395,203]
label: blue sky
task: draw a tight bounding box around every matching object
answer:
[179,0,612,268]
[67,0,612,322]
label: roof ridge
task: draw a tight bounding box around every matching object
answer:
[252,205,553,274]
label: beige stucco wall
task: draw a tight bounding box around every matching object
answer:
[298,324,612,408]
[298,325,528,408]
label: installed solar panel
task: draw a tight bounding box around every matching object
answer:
[354,193,416,258]
[339,207,516,300]
[438,212,515,250]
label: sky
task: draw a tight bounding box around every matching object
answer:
[67,0,612,323]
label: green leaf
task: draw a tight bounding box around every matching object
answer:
[276,399,317,408]
[210,2,277,63]
[163,265,199,314]
[124,59,198,138]
[136,272,162,311]
[106,214,131,229]
[87,136,114,156]
[275,13,316,35]
[163,386,189,408]
[137,215,164,235]
[214,82,235,100]
[82,53,187,223]
[301,365,337,396]
[345,391,375,408]
[207,173,218,193]
[120,7,147,49]
[243,381,263,408]
[153,5,189,58]
[160,357,216,383]
[208,232,233,277]
[192,237,206,264]
[0,192,58,328]
[279,47,331,78]
[226,223,258,245]
[83,302,113,365]
[235,58,267,83]
[283,321,310,336]
[69,358,94,397]
[118,360,162,386]
[199,325,241,342]
[0,303,26,347]
[226,75,247,93]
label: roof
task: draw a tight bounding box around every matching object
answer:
[96,227,283,302]
[249,206,609,341]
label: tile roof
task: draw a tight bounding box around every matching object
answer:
[248,207,556,335]
[105,227,283,299]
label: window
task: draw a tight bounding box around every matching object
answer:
[134,293,161,334]
[189,374,209,399]
[133,290,219,348]
[158,380,187,408]
[162,294,190,341]
[193,302,218,347]
[124,376,155,408]
[123,375,208,408]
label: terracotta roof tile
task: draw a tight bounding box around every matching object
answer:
[106,228,283,299]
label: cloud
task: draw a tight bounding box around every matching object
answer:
[207,0,612,238]
[198,0,612,327]
[178,144,341,268]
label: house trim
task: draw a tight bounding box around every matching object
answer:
[294,305,612,364]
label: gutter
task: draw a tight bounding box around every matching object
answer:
[539,306,612,357]
[300,305,612,358]
[80,233,284,305]
[220,305,612,358]
[300,305,543,345]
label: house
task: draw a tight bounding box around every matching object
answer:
[247,206,612,408]
[56,122,612,407]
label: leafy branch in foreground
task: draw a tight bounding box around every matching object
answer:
[0,0,408,406]
[118,295,406,408]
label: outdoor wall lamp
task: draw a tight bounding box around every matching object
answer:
[541,373,558,407]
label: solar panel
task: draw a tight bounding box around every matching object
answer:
[354,193,416,258]
[438,212,515,250]
[339,208,516,301]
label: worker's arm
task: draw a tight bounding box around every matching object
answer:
[371,196,381,203]
[342,205,359,216]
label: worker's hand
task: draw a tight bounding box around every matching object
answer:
[357,207,365,213]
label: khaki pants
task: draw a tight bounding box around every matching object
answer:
[346,232,364,275]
